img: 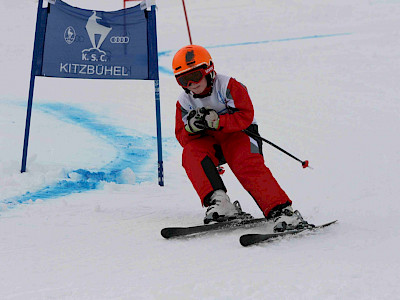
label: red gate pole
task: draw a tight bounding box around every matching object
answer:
[182,0,193,44]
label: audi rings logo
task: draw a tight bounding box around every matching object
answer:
[110,36,130,44]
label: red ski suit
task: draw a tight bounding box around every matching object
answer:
[175,74,292,217]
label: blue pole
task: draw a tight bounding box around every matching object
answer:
[154,80,164,186]
[147,5,164,186]
[21,67,36,173]
[21,0,47,172]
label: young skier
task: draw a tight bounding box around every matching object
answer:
[173,45,306,228]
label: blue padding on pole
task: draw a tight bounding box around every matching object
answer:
[147,5,164,186]
[21,0,48,173]
[154,79,164,186]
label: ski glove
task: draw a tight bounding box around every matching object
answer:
[185,107,220,133]
[185,108,207,133]
[203,108,220,130]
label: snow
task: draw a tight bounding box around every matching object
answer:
[1,0,400,299]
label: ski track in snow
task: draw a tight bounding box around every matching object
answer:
[1,101,159,208]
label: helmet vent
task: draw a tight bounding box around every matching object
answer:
[185,50,195,65]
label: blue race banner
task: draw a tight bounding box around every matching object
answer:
[42,0,149,79]
[23,0,163,186]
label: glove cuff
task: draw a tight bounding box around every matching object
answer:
[185,123,195,133]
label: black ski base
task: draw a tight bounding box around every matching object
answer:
[239,220,338,247]
[161,217,269,239]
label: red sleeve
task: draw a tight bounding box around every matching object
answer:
[218,78,254,132]
[175,101,202,147]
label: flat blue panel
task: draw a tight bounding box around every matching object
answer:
[42,0,149,79]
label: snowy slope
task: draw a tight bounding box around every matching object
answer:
[1,0,400,299]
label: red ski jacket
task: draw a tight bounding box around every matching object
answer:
[175,74,256,147]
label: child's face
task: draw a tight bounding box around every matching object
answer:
[187,76,207,95]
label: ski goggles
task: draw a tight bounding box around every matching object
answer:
[175,65,214,88]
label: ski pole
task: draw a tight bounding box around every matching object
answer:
[243,129,311,169]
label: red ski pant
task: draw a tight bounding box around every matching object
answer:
[182,131,292,217]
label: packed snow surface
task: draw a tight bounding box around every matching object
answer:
[0,0,399,299]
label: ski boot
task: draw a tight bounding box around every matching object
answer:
[267,203,312,232]
[203,190,253,224]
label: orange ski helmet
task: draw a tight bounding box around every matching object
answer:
[172,45,214,76]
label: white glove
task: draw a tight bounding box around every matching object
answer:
[185,107,220,133]
[185,108,207,133]
[204,109,220,130]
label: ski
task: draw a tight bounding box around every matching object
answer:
[239,220,338,247]
[161,217,270,239]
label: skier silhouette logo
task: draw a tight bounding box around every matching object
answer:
[81,11,112,62]
[85,11,112,50]
[64,26,76,44]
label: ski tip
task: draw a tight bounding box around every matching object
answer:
[239,237,251,247]
[161,226,191,239]
[239,234,262,247]
[307,220,338,229]
[320,220,338,227]
[160,229,169,239]
[161,228,175,239]
[325,220,339,226]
